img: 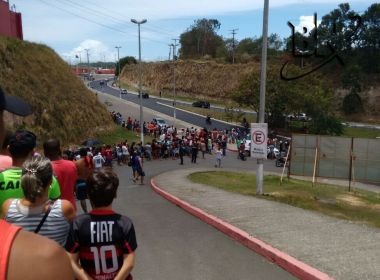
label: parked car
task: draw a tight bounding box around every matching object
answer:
[138,92,149,98]
[287,113,311,122]
[99,80,105,86]
[192,100,210,108]
[121,89,128,94]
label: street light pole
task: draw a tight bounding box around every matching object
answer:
[172,38,178,121]
[84,48,90,80]
[256,0,269,195]
[115,46,122,98]
[131,18,147,145]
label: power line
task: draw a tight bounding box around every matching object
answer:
[38,0,129,35]
[38,0,171,46]
[60,0,178,37]
[60,0,130,28]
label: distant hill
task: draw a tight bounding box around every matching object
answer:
[0,36,113,145]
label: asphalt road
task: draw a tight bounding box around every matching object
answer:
[84,81,295,279]
[89,79,242,131]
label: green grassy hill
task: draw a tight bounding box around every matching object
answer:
[0,36,113,145]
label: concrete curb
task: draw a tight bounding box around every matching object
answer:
[150,177,334,280]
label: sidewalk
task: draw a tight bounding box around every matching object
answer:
[151,168,380,280]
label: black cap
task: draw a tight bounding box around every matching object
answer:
[0,87,32,116]
[8,130,37,156]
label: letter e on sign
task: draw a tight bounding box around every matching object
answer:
[253,131,265,145]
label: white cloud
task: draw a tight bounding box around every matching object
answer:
[62,40,116,64]
[294,15,322,34]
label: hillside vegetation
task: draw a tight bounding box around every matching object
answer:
[122,60,260,102]
[0,36,113,145]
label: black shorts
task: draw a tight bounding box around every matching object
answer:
[76,180,88,200]
[137,167,145,177]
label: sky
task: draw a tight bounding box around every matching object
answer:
[8,0,376,64]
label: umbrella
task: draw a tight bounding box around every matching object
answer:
[81,138,101,147]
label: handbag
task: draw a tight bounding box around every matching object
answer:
[34,203,52,233]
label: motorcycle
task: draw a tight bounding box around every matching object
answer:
[275,151,288,167]
[267,145,280,159]
[238,150,247,161]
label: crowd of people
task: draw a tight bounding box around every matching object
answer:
[0,86,293,280]
[109,111,290,167]
[0,87,137,280]
[109,111,250,168]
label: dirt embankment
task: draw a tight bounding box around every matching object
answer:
[122,60,380,120]
[121,60,259,101]
[0,36,113,145]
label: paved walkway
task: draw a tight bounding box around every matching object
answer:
[151,168,380,280]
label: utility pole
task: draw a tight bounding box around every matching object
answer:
[76,51,82,76]
[115,46,122,98]
[256,0,269,195]
[84,49,90,80]
[75,55,79,75]
[230,28,238,64]
[168,44,172,61]
[172,38,179,121]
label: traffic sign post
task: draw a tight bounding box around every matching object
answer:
[250,123,268,159]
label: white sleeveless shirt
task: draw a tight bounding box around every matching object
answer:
[5,199,70,246]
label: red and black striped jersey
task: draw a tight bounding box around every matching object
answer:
[65,209,137,280]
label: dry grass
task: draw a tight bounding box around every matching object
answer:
[0,36,113,146]
[121,60,259,102]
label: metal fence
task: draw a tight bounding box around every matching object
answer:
[290,134,380,185]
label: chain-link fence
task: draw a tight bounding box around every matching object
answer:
[290,134,380,185]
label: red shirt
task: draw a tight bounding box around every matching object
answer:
[0,220,21,279]
[51,159,78,210]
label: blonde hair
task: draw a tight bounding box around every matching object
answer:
[21,156,53,203]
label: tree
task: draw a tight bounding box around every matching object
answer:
[115,56,137,76]
[236,37,259,56]
[179,19,224,59]
[309,114,343,135]
[341,65,363,115]
[359,3,380,73]
[267,33,283,55]
[361,3,380,49]
[318,3,362,52]
[236,34,283,59]
[232,64,341,135]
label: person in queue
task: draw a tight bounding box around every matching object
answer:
[43,138,78,211]
[75,147,93,213]
[0,130,61,216]
[65,168,137,280]
[0,86,74,279]
[2,156,75,246]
